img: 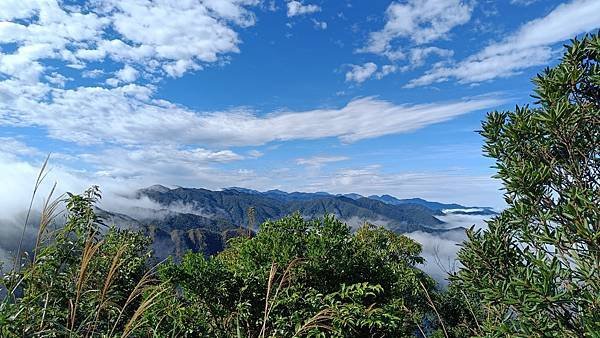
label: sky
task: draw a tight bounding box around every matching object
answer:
[1,0,600,211]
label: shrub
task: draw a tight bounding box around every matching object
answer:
[150,214,437,337]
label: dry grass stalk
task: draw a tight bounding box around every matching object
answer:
[100,244,127,302]
[273,258,302,301]
[121,285,167,338]
[33,182,64,263]
[39,279,53,331]
[259,258,303,338]
[70,235,104,331]
[15,155,51,273]
[419,280,448,338]
[293,308,335,337]
[108,262,163,337]
[258,262,278,338]
[84,243,129,336]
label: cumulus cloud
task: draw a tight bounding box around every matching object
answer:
[374,65,399,80]
[359,0,473,56]
[286,1,321,17]
[115,65,139,84]
[407,0,600,87]
[345,62,378,83]
[353,0,468,82]
[0,0,259,84]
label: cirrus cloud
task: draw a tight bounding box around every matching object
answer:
[407,0,600,87]
[0,79,507,147]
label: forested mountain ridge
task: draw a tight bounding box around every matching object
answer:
[95,185,488,259]
[136,185,493,232]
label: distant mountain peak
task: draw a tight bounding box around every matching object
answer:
[145,184,171,193]
[226,187,261,194]
[264,189,287,194]
[339,193,364,200]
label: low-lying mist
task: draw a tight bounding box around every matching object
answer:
[1,156,494,286]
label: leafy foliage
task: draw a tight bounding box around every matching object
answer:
[1,189,448,337]
[149,214,438,337]
[453,34,600,336]
[1,187,163,337]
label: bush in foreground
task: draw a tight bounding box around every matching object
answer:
[150,214,439,337]
[1,188,447,337]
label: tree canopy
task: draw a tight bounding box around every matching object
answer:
[453,34,600,336]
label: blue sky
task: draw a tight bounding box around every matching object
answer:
[1,0,599,209]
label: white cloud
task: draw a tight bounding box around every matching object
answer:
[287,1,321,17]
[0,2,110,82]
[372,47,454,80]
[407,212,493,285]
[0,137,41,159]
[0,0,259,84]
[247,150,264,158]
[408,0,600,87]
[266,1,278,12]
[106,65,139,86]
[359,0,473,56]
[345,62,377,83]
[81,145,245,180]
[408,47,453,68]
[375,65,399,79]
[296,156,349,168]
[0,0,39,21]
[0,80,506,146]
[304,165,505,209]
[116,65,139,83]
[45,72,71,87]
[312,19,328,30]
[407,230,465,285]
[510,0,539,5]
[82,69,104,78]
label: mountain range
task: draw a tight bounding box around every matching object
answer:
[98,185,495,260]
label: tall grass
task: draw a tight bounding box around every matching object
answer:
[1,158,166,337]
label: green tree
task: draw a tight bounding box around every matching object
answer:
[150,214,438,337]
[453,34,600,336]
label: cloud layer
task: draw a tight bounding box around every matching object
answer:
[0,79,506,147]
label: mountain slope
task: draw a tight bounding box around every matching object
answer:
[96,186,493,259]
[137,187,446,232]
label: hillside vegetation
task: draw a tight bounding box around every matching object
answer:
[1,34,599,337]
